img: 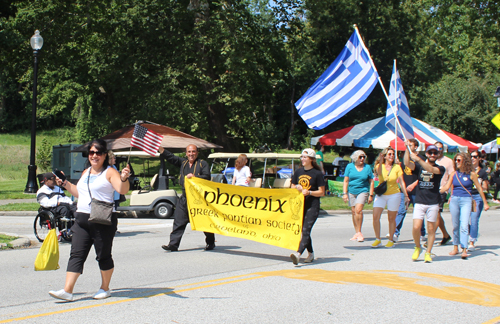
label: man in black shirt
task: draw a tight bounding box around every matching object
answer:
[404,143,445,263]
[159,145,215,251]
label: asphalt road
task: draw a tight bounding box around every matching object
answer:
[1,209,500,324]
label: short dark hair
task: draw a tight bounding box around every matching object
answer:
[408,138,419,147]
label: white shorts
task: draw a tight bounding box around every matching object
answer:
[413,204,439,222]
[373,193,401,211]
[348,192,369,207]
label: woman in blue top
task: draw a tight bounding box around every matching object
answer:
[343,150,374,242]
[440,153,489,259]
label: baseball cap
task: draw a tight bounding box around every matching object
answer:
[41,172,55,184]
[426,145,438,153]
[302,148,316,158]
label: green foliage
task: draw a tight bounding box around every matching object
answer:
[35,138,52,172]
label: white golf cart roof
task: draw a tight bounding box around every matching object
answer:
[208,153,321,159]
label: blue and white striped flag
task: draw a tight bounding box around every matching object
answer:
[295,29,379,130]
[385,61,414,141]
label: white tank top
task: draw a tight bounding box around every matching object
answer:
[76,166,115,213]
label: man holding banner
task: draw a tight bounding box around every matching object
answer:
[159,145,216,252]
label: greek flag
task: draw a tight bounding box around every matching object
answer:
[385,61,414,141]
[295,29,379,130]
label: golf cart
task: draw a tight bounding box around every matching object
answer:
[114,151,178,218]
[208,152,321,188]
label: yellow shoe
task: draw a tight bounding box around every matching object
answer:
[412,246,422,261]
[424,252,432,263]
[371,239,382,248]
[385,240,395,248]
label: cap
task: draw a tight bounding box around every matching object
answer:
[41,172,55,184]
[426,145,438,153]
[302,148,316,158]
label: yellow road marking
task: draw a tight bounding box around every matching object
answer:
[2,270,500,323]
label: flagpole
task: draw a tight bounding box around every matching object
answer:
[353,25,410,151]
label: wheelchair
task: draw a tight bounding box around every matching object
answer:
[33,206,75,243]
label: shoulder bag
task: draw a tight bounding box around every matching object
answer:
[374,165,393,196]
[455,172,477,212]
[87,168,114,225]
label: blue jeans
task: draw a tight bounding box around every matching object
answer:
[395,193,424,236]
[469,194,484,242]
[449,196,472,249]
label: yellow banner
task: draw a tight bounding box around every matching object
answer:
[185,177,304,250]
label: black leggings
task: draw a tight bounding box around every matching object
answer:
[298,204,320,254]
[67,212,118,274]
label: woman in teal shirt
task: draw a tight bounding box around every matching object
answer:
[343,150,374,242]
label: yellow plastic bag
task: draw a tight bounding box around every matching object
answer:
[34,229,60,271]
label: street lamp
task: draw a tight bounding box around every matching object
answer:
[24,30,43,193]
[495,86,500,108]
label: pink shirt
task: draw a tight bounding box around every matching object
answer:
[436,155,454,190]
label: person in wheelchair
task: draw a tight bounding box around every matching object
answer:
[36,172,76,219]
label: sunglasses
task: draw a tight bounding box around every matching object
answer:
[455,158,463,162]
[386,153,395,156]
[359,156,366,159]
[89,150,104,156]
[427,151,438,155]
[436,147,443,151]
[471,155,479,159]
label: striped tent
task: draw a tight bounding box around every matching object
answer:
[318,117,480,152]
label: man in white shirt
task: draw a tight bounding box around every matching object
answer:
[434,142,452,245]
[36,172,76,218]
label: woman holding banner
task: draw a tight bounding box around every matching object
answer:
[290,148,325,265]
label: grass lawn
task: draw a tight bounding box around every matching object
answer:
[0,234,18,249]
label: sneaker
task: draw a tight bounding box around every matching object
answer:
[468,243,475,252]
[49,289,73,302]
[290,253,300,265]
[205,244,216,251]
[93,289,111,300]
[304,252,315,263]
[357,233,364,242]
[412,246,422,261]
[371,239,382,248]
[161,244,178,252]
[440,236,451,246]
[424,252,432,263]
[385,240,395,248]
[393,234,399,243]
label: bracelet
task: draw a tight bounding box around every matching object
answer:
[121,177,128,182]
[369,194,374,197]
[342,192,347,195]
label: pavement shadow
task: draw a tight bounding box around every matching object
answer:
[212,246,350,264]
[115,230,151,237]
[104,287,187,299]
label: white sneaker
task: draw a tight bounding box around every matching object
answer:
[393,234,399,243]
[304,252,315,263]
[49,289,73,302]
[290,253,300,265]
[468,244,475,252]
[93,289,111,300]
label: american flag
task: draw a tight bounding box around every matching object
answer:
[130,124,163,156]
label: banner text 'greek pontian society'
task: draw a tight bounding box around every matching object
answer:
[185,177,304,250]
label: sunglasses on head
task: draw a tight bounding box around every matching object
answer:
[89,150,104,156]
